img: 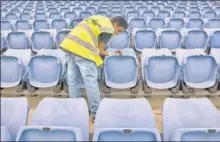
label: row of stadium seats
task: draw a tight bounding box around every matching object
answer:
[2,9,220,20]
[1,48,220,94]
[1,97,220,141]
[1,18,220,32]
[1,29,220,52]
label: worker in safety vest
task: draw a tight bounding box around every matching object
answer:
[60,16,128,121]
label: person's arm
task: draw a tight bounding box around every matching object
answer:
[98,41,109,57]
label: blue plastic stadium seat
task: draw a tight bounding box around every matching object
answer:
[187,12,201,19]
[79,12,92,19]
[86,7,96,14]
[35,9,45,14]
[211,31,220,49]
[186,19,204,29]
[47,8,58,13]
[64,12,77,20]
[5,13,18,20]
[148,18,165,31]
[96,11,108,17]
[6,32,29,49]
[172,12,186,19]
[108,30,130,49]
[60,8,71,13]
[73,8,83,16]
[51,19,68,31]
[56,30,70,48]
[141,11,155,21]
[34,13,47,20]
[1,21,12,30]
[150,6,160,14]
[203,11,217,19]
[184,30,208,50]
[70,18,83,28]
[163,7,174,13]
[183,55,218,89]
[19,13,33,20]
[103,48,138,90]
[16,98,88,141]
[205,19,220,28]
[163,98,219,141]
[157,11,170,19]
[93,98,161,141]
[134,29,156,52]
[49,13,63,20]
[31,31,53,52]
[110,11,124,18]
[33,20,50,31]
[167,19,185,30]
[176,7,187,12]
[23,9,33,14]
[142,49,180,92]
[15,20,32,30]
[159,30,182,50]
[28,55,61,88]
[126,11,139,22]
[1,97,29,141]
[137,6,148,16]
[129,18,146,32]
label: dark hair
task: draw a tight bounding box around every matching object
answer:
[111,16,128,29]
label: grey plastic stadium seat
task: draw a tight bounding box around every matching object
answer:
[137,6,148,15]
[157,11,170,19]
[110,11,124,18]
[211,31,220,48]
[184,30,208,50]
[5,13,18,20]
[159,30,182,50]
[33,20,50,31]
[129,18,146,32]
[64,12,77,20]
[31,31,53,52]
[189,7,200,12]
[6,32,29,49]
[51,19,68,31]
[141,11,155,21]
[103,48,138,92]
[16,98,88,141]
[134,29,156,52]
[205,19,220,28]
[70,18,83,28]
[56,30,70,48]
[150,6,160,14]
[86,7,96,14]
[1,97,29,141]
[126,11,139,22]
[0,20,12,30]
[148,18,165,31]
[79,12,92,19]
[96,11,108,17]
[108,30,130,49]
[34,13,47,20]
[73,8,83,16]
[187,12,201,19]
[186,19,204,29]
[93,98,161,141]
[49,13,63,20]
[172,12,186,19]
[176,7,187,12]
[163,98,220,141]
[15,20,32,30]
[60,8,71,13]
[19,13,33,20]
[35,9,45,14]
[167,18,185,30]
[47,8,58,13]
[182,55,218,90]
[203,12,217,19]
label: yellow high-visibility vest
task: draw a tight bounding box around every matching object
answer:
[60,15,114,67]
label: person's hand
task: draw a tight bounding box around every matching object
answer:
[114,50,122,56]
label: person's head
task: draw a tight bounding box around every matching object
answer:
[111,16,128,35]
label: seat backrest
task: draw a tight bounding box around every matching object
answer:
[176,7,186,12]
[15,20,32,30]
[95,98,157,129]
[51,19,68,31]
[0,20,11,30]
[203,11,217,19]
[110,11,124,18]
[134,29,156,51]
[96,11,108,17]
[126,11,139,21]
[73,8,83,16]
[31,31,53,51]
[211,31,220,48]
[186,19,204,29]
[108,31,130,49]
[129,18,146,31]
[187,12,201,19]
[70,18,83,28]
[137,6,148,15]
[33,20,50,31]
[34,13,47,20]
[30,97,89,141]
[47,8,58,13]
[148,18,165,31]
[60,8,71,13]
[79,12,92,19]
[20,13,33,20]
[185,30,208,50]
[7,32,28,49]
[167,18,185,30]
[172,11,186,19]
[150,6,160,13]
[141,11,155,21]
[86,7,96,14]
[160,30,182,49]
[56,30,70,47]
[49,13,63,20]
[5,13,18,20]
[163,98,219,141]
[64,12,77,20]
[205,19,220,28]
[1,97,29,141]
[157,11,170,19]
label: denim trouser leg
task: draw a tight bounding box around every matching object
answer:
[67,53,101,117]
[67,53,81,98]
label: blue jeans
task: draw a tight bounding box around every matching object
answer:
[67,53,100,117]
